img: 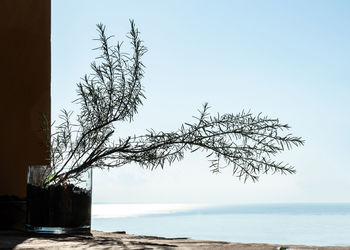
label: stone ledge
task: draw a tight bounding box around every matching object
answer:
[0,230,349,250]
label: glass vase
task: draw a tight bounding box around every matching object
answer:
[25,165,92,234]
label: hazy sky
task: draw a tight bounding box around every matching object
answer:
[52,0,350,204]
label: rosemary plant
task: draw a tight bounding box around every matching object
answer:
[45,20,304,186]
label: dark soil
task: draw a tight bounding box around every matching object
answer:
[26,184,91,228]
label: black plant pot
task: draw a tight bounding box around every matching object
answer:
[25,166,92,234]
[0,196,26,230]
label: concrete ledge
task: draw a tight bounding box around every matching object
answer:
[0,230,349,249]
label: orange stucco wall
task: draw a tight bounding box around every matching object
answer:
[0,0,51,198]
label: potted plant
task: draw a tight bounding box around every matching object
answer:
[26,20,304,234]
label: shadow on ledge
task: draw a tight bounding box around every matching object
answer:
[0,230,95,249]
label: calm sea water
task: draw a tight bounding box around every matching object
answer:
[91,203,350,246]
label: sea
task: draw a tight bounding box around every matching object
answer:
[91,203,350,246]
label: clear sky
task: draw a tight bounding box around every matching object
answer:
[52,0,350,204]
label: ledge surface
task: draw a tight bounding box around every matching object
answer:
[0,230,350,249]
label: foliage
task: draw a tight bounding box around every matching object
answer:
[45,20,304,186]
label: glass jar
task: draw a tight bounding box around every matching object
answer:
[26,165,92,234]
